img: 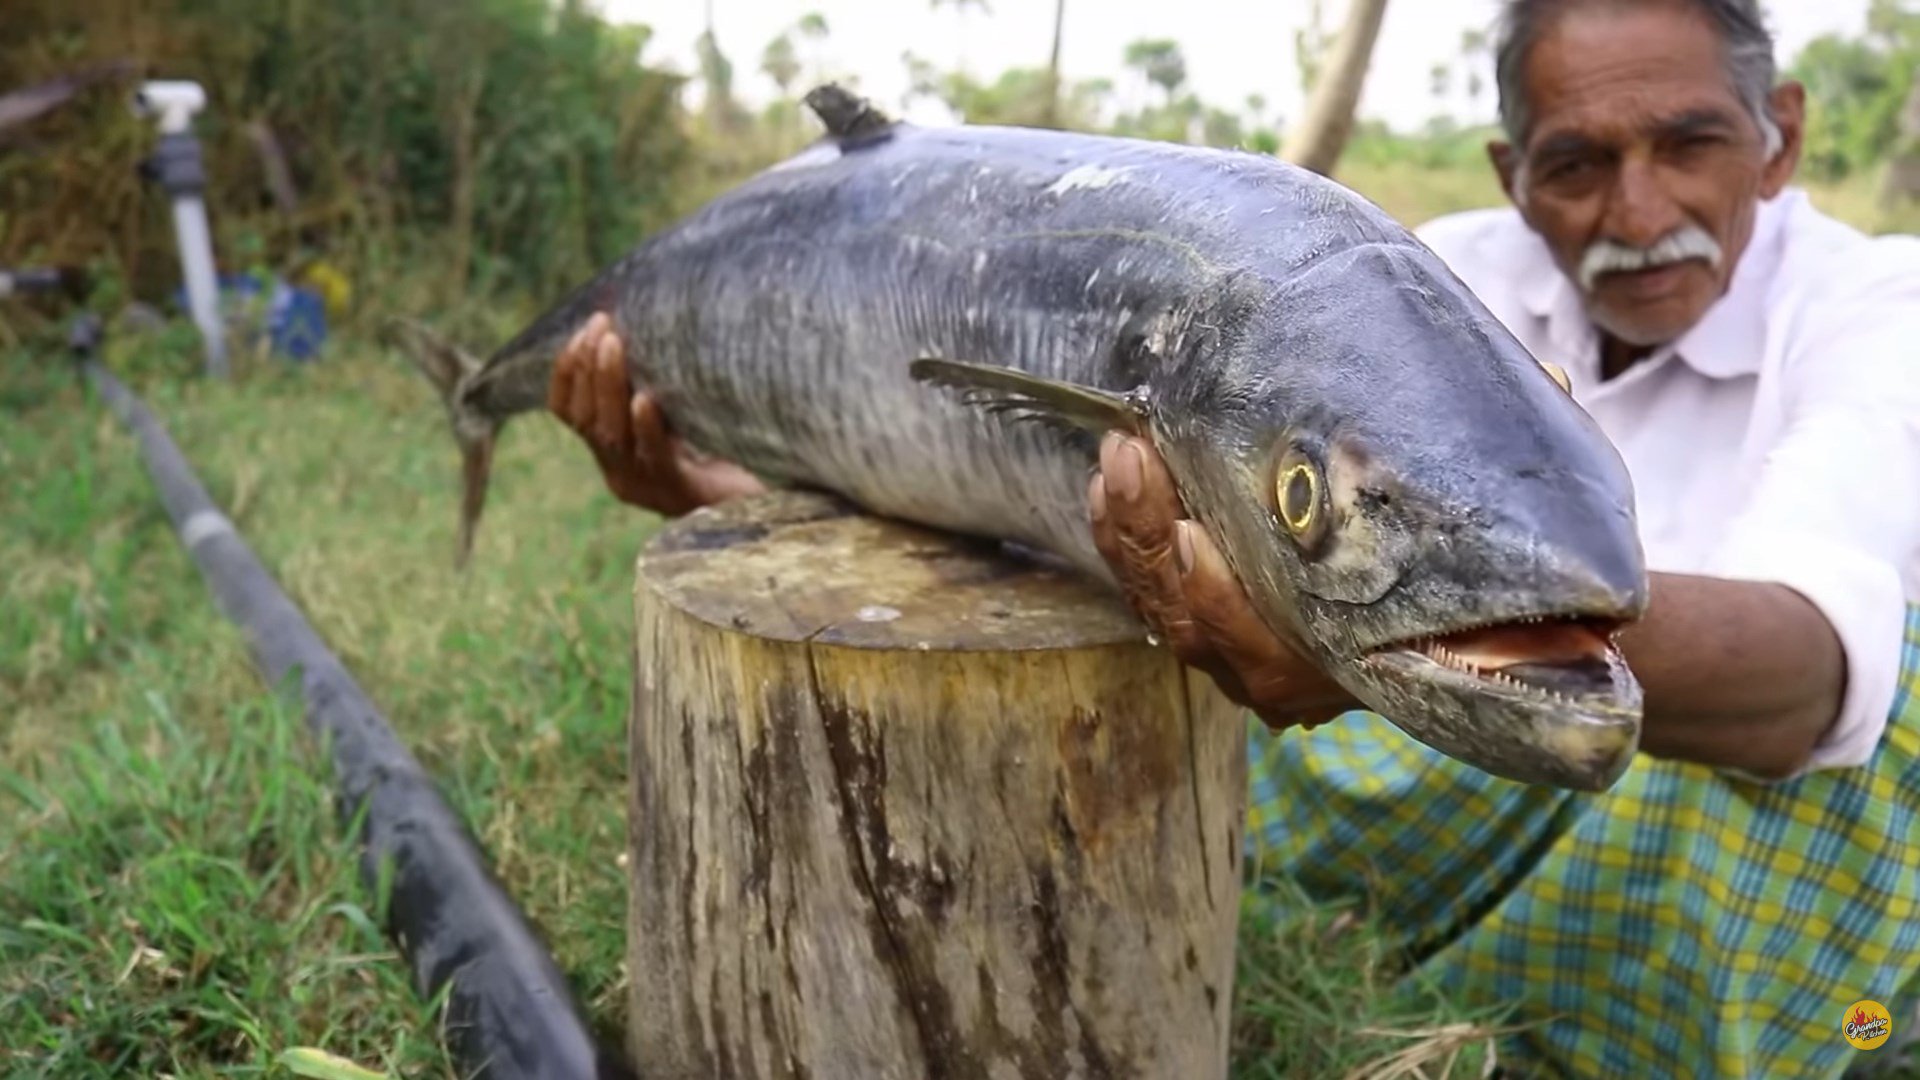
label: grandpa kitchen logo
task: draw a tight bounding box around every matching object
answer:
[1844,1000,1893,1051]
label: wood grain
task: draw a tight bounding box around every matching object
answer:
[628,490,1248,1080]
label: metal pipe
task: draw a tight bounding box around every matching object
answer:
[70,319,635,1080]
[168,192,226,374]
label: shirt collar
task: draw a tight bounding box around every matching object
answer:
[1516,190,1796,381]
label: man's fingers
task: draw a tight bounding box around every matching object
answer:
[1541,360,1571,394]
[551,314,612,426]
[1174,519,1321,716]
[1103,432,1187,523]
[631,392,676,476]
[591,331,632,453]
[1088,471,1181,639]
[567,324,601,435]
[1099,433,1216,658]
[1088,469,1117,549]
[1100,433,1183,585]
[549,323,587,422]
[1089,467,1270,707]
[1175,520,1286,667]
[1091,473,1207,661]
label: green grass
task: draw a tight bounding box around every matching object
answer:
[0,315,1506,1078]
[4,161,1913,1078]
[0,318,654,1076]
[0,312,1509,1079]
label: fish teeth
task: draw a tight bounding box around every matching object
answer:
[1417,633,1576,704]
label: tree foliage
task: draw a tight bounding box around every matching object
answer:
[904,59,1110,130]
[0,0,691,313]
[1788,0,1920,181]
[11,0,1913,332]
[1123,39,1188,104]
[1295,0,1332,99]
[761,35,802,97]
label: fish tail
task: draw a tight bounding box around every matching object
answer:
[383,316,500,569]
[456,430,495,571]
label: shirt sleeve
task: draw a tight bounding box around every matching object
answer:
[1412,210,1493,264]
[1699,251,1920,779]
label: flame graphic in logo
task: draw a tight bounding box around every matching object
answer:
[1844,1000,1894,1050]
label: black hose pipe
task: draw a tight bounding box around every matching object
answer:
[72,319,637,1080]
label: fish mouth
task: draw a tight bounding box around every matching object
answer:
[1358,613,1634,714]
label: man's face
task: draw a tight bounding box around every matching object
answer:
[1490,2,1804,348]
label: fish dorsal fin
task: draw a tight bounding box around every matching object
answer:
[910,357,1150,439]
[803,83,895,143]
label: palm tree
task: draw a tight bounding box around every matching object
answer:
[1459,27,1489,105]
[761,34,800,98]
[930,0,989,73]
[1123,38,1186,106]
[1042,0,1067,128]
[793,13,830,90]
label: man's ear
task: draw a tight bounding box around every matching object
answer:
[1761,80,1805,197]
[1489,139,1524,208]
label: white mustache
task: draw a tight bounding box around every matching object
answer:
[1576,225,1723,292]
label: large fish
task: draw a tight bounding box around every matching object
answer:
[393,85,1650,792]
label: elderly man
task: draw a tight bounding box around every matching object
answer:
[546,0,1920,1073]
[1097,0,1920,1074]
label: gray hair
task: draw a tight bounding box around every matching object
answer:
[1493,0,1784,162]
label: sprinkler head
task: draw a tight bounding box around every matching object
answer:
[131,80,207,135]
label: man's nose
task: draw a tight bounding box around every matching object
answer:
[1601,157,1685,247]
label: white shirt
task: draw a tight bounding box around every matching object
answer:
[1414,188,1920,776]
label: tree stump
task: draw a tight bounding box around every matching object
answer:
[626,490,1249,1080]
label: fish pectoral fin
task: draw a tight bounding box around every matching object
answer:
[909,358,1148,437]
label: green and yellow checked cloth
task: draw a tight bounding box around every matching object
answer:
[1245,604,1920,1078]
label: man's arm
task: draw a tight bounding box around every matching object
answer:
[1671,270,1920,779]
[1617,573,1846,779]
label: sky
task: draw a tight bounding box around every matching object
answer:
[601,0,1876,133]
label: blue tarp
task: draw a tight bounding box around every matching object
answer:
[173,272,328,361]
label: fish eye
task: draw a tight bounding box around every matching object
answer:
[1273,447,1327,549]
[1280,465,1315,529]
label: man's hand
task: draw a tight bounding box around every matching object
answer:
[547,312,766,516]
[1087,432,1358,731]
[1080,362,1569,731]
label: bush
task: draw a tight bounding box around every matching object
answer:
[0,0,693,322]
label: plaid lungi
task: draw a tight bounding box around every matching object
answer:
[1244,604,1920,1078]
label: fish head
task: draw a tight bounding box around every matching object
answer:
[1155,243,1649,791]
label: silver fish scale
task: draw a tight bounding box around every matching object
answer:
[434,116,1657,794]
[459,121,1412,578]
[630,227,1130,579]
